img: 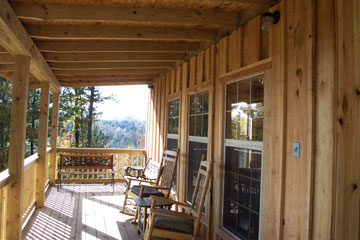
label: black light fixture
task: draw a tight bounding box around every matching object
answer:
[148,85,154,90]
[262,11,280,31]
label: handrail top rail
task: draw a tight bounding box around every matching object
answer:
[0,169,10,187]
[57,147,146,155]
[0,147,52,186]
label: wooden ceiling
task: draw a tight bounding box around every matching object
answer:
[0,0,277,88]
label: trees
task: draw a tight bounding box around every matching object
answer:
[58,87,111,148]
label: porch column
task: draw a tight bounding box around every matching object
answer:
[36,82,50,208]
[6,55,30,240]
[49,92,59,186]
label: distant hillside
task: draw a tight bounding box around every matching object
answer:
[96,118,146,149]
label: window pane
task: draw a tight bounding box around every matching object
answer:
[226,82,237,111]
[189,116,196,136]
[223,147,262,240]
[190,95,196,114]
[250,76,264,141]
[203,91,209,113]
[202,114,208,137]
[195,115,202,136]
[195,94,203,114]
[168,99,179,134]
[187,141,207,203]
[167,138,178,193]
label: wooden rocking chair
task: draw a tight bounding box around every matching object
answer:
[121,149,179,215]
[145,159,213,240]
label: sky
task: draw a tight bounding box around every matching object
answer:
[96,85,149,121]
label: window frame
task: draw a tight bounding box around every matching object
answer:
[221,73,265,240]
[186,90,209,205]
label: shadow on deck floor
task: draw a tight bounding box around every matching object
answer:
[22,184,141,240]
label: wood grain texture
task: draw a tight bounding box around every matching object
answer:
[49,61,175,70]
[49,93,59,186]
[312,0,336,238]
[229,27,243,72]
[36,41,200,53]
[26,24,216,41]
[243,16,261,66]
[36,83,50,208]
[283,0,315,239]
[189,56,197,87]
[259,4,286,240]
[335,0,360,239]
[6,55,30,240]
[0,0,60,92]
[13,3,238,28]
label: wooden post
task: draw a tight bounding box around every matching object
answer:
[6,55,30,240]
[49,92,59,186]
[36,83,50,208]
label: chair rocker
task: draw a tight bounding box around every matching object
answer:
[145,159,213,240]
[121,149,179,216]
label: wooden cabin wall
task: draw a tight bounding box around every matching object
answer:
[145,0,360,239]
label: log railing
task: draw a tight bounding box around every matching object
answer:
[56,148,146,183]
[0,148,51,238]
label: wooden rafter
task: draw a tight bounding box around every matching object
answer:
[54,68,166,76]
[58,74,158,81]
[61,79,154,87]
[49,62,176,70]
[43,52,188,62]
[25,25,217,41]
[36,41,200,53]
[13,3,239,29]
[0,0,60,92]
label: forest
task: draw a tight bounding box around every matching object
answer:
[0,76,145,171]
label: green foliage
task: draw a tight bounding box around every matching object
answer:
[0,77,12,171]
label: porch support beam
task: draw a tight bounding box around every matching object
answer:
[6,55,30,240]
[36,82,50,208]
[0,0,60,93]
[49,92,59,186]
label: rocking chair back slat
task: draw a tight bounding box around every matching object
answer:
[156,149,178,197]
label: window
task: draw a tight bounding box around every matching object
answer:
[167,99,179,192]
[222,74,264,240]
[187,91,208,203]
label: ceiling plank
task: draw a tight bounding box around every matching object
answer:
[61,79,154,87]
[0,0,60,92]
[49,62,176,70]
[25,25,217,41]
[237,3,270,26]
[13,3,238,29]
[43,52,188,62]
[54,68,166,75]
[58,74,157,81]
[36,41,200,53]
[0,64,13,71]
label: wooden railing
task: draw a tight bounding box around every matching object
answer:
[0,148,51,239]
[56,148,146,183]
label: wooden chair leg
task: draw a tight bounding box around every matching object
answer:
[122,193,128,213]
[133,205,139,223]
[146,213,155,240]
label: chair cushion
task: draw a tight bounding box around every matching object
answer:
[130,185,165,198]
[154,213,194,234]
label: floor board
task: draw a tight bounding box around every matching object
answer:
[22,184,141,240]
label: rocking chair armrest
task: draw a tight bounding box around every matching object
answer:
[150,208,195,220]
[139,184,167,190]
[124,176,155,184]
[150,195,191,208]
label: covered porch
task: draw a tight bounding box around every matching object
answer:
[0,0,359,240]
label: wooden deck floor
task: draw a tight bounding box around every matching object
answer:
[22,184,141,240]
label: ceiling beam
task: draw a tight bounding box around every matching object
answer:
[49,62,176,70]
[61,79,154,87]
[0,64,13,71]
[43,52,188,63]
[54,68,166,76]
[13,3,238,29]
[25,25,217,41]
[58,74,158,81]
[0,0,60,92]
[36,41,200,53]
